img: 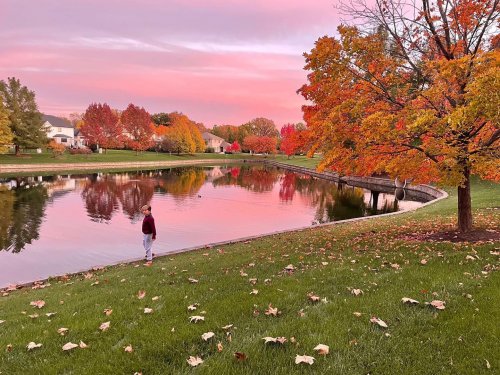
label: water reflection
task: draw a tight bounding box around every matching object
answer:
[0,165,415,254]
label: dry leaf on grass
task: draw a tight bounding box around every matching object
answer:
[262,337,287,344]
[428,300,446,310]
[222,324,233,330]
[57,328,69,336]
[353,312,362,317]
[313,344,329,355]
[351,289,363,296]
[187,304,198,311]
[144,308,153,314]
[264,304,280,316]
[401,297,419,305]
[308,293,320,302]
[30,300,45,309]
[234,352,247,361]
[27,342,42,351]
[124,345,133,353]
[295,354,315,365]
[99,321,111,331]
[137,290,146,299]
[104,308,113,316]
[62,342,78,351]
[79,341,88,349]
[201,332,215,341]
[188,278,199,284]
[187,356,203,367]
[189,316,205,323]
[370,316,388,328]
[217,342,223,352]
[250,289,259,295]
[46,312,57,317]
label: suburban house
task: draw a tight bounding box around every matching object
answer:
[202,132,231,153]
[43,114,86,147]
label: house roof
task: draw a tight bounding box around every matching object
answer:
[221,141,231,147]
[202,132,224,142]
[42,114,73,128]
[52,133,73,138]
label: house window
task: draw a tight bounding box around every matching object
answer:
[61,138,67,143]
[58,127,62,132]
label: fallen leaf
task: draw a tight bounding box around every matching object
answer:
[222,324,233,330]
[79,341,88,349]
[284,264,295,271]
[313,344,329,355]
[187,304,198,311]
[428,300,446,310]
[30,300,45,309]
[353,312,362,317]
[217,342,223,352]
[27,342,42,351]
[187,356,203,367]
[234,352,247,361]
[250,289,259,295]
[6,344,13,352]
[262,337,287,344]
[137,290,146,299]
[99,321,111,331]
[124,344,133,353]
[201,332,215,341]
[57,328,69,336]
[45,312,57,317]
[308,293,320,302]
[351,289,363,296]
[264,304,279,317]
[104,308,113,316]
[295,354,315,365]
[152,296,159,301]
[420,259,428,265]
[62,342,78,351]
[189,316,205,323]
[401,297,419,305]
[144,308,153,314]
[29,314,39,319]
[370,316,388,328]
[188,278,199,284]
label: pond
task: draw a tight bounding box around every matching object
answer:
[0,164,428,287]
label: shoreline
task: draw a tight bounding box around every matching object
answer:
[0,161,448,290]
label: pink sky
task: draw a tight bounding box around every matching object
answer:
[0,0,341,127]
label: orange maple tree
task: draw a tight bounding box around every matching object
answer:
[243,135,277,154]
[299,0,499,232]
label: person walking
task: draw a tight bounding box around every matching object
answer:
[141,204,156,266]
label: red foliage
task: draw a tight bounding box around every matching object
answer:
[227,141,241,153]
[81,103,123,151]
[121,103,154,153]
[243,135,277,154]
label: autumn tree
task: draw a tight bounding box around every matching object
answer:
[243,135,277,154]
[81,103,123,152]
[299,0,499,232]
[212,124,240,143]
[121,103,155,154]
[0,100,13,153]
[241,117,279,138]
[227,140,241,153]
[0,77,47,155]
[151,112,171,126]
[280,123,298,158]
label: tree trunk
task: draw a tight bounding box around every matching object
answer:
[15,144,20,156]
[457,167,473,232]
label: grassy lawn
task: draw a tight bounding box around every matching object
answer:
[0,150,255,165]
[0,178,498,374]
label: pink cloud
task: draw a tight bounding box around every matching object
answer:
[0,0,341,126]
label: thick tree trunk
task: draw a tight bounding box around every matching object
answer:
[15,145,20,155]
[457,167,473,232]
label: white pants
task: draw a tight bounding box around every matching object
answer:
[143,233,153,261]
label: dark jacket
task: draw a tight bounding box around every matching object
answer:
[142,214,156,239]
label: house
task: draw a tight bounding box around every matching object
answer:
[43,115,74,146]
[202,132,230,153]
[43,114,86,147]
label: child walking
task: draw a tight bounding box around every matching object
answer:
[141,204,156,266]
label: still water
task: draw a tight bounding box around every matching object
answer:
[0,164,426,287]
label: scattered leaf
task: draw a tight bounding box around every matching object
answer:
[99,321,111,331]
[217,342,223,352]
[27,342,42,351]
[402,297,419,305]
[428,300,446,310]
[57,328,69,336]
[313,344,329,355]
[30,300,45,309]
[137,290,146,299]
[295,354,315,365]
[124,345,133,353]
[201,332,215,341]
[262,337,287,344]
[234,352,247,361]
[189,316,205,323]
[187,356,203,367]
[144,308,153,314]
[62,342,78,351]
[79,341,88,349]
[370,316,388,328]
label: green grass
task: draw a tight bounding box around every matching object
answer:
[0,178,498,374]
[0,150,255,165]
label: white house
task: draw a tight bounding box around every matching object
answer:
[43,115,74,145]
[202,132,231,153]
[43,114,86,147]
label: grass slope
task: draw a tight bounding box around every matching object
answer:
[0,176,498,374]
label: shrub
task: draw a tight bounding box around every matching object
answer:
[69,147,92,155]
[205,147,215,153]
[48,140,66,158]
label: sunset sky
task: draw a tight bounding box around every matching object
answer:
[1,0,341,127]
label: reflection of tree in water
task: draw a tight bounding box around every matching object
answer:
[279,172,296,202]
[156,167,206,199]
[81,175,121,223]
[119,178,155,223]
[212,166,280,193]
[323,187,366,222]
[0,183,49,252]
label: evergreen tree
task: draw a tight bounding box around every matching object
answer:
[0,77,47,155]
